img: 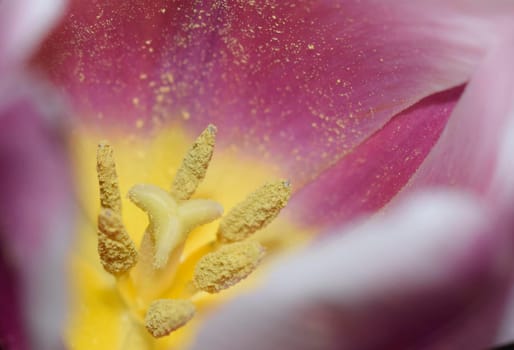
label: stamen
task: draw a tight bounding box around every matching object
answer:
[97,142,122,213]
[128,184,223,269]
[145,299,195,338]
[193,240,265,293]
[170,124,216,201]
[97,208,138,275]
[218,180,291,243]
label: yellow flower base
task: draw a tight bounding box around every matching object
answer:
[65,124,311,349]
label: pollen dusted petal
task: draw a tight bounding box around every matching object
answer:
[145,299,196,338]
[171,124,216,201]
[97,142,122,214]
[193,241,265,293]
[97,208,137,275]
[218,180,291,243]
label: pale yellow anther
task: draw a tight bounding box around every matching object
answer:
[128,184,223,269]
[218,180,291,243]
[97,142,122,213]
[145,299,195,338]
[97,208,138,275]
[171,124,216,201]
[193,240,265,293]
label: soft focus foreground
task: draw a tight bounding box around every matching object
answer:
[0,79,74,350]
[0,1,74,348]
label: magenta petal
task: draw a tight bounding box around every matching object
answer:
[34,1,504,184]
[0,252,26,350]
[191,191,513,350]
[291,86,462,228]
[0,0,66,71]
[0,78,73,350]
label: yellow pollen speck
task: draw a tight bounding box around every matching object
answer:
[97,208,138,275]
[181,110,191,120]
[308,43,315,50]
[162,72,174,83]
[145,299,195,338]
[170,125,216,201]
[132,97,140,106]
[135,119,144,129]
[218,180,291,243]
[96,142,122,214]
[193,241,265,293]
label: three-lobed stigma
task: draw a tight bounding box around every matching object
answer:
[96,125,291,338]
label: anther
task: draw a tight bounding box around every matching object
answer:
[145,299,196,338]
[97,208,138,275]
[97,142,122,213]
[171,124,216,201]
[218,180,291,243]
[193,240,265,293]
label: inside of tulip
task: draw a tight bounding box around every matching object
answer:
[93,124,290,340]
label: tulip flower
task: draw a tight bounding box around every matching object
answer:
[11,0,513,349]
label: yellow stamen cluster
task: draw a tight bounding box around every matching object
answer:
[95,125,291,338]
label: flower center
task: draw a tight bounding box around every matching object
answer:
[95,125,291,339]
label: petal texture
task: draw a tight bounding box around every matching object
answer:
[34,0,506,186]
[0,77,74,350]
[191,191,513,350]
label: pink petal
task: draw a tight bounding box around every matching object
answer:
[0,77,74,350]
[191,191,513,350]
[291,86,462,228]
[402,44,514,346]
[0,0,66,71]
[405,39,514,201]
[33,1,507,186]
